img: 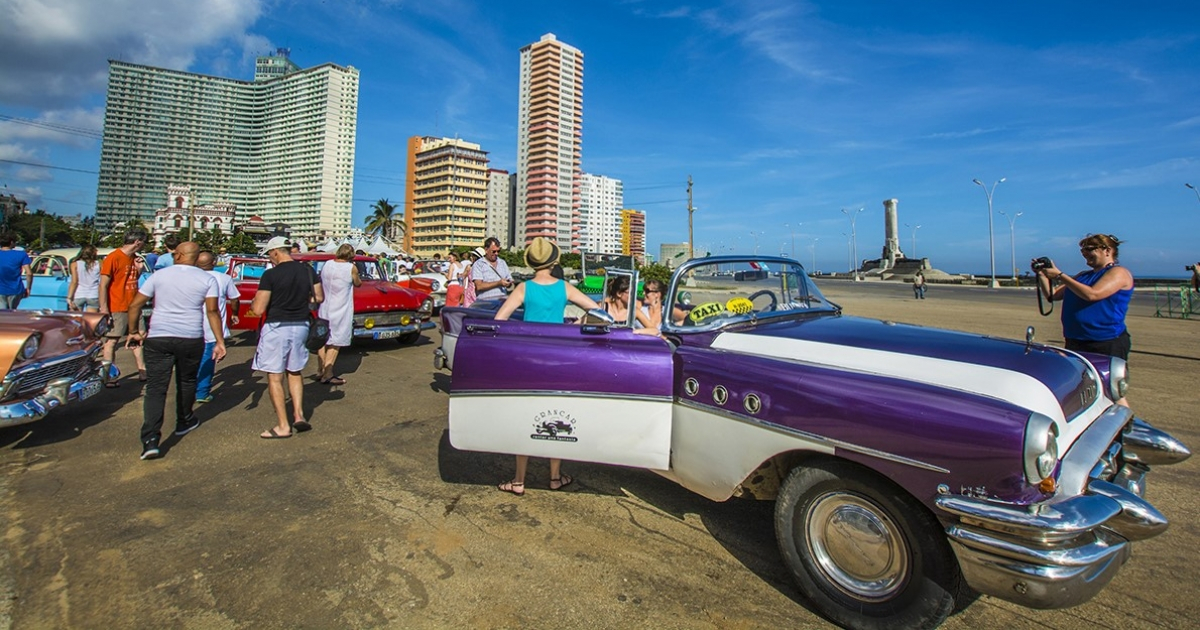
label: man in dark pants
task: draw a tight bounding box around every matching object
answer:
[126,242,226,460]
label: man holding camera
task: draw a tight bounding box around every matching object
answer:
[1032,234,1134,405]
[471,236,513,301]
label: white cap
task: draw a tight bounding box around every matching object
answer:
[264,236,291,251]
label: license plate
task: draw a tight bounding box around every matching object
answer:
[78,380,102,400]
[373,329,403,340]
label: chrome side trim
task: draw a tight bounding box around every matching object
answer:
[936,493,1120,543]
[451,390,674,404]
[676,397,949,474]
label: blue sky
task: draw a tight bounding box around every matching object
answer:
[1,0,1197,276]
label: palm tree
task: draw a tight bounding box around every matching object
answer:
[365,199,404,241]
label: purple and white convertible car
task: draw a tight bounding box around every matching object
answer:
[436,255,1189,629]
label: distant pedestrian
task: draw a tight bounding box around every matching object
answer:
[461,248,483,307]
[471,237,513,301]
[194,250,241,403]
[913,271,927,299]
[67,244,102,311]
[100,228,149,385]
[0,234,32,309]
[154,235,179,270]
[444,252,466,307]
[126,242,225,460]
[245,237,324,439]
[317,244,361,385]
[1191,262,1200,293]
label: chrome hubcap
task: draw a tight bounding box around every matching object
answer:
[803,492,908,601]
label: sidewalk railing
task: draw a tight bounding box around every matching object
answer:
[1153,284,1199,319]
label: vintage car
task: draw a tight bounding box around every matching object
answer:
[228,253,436,344]
[438,255,1190,629]
[0,310,118,427]
[19,247,116,311]
[577,251,643,296]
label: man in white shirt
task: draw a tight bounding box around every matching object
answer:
[471,237,513,301]
[195,250,241,403]
[126,242,225,460]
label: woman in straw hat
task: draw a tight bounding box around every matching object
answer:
[494,237,600,495]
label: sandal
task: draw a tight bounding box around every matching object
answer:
[260,427,292,439]
[549,474,574,491]
[105,381,121,389]
[320,376,346,385]
[497,481,525,496]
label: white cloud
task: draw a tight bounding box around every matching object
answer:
[0,0,266,107]
[0,108,103,148]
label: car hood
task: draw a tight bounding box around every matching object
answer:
[711,314,1100,423]
[0,311,93,370]
[352,281,430,312]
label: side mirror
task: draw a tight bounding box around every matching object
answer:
[583,308,615,325]
[675,290,692,306]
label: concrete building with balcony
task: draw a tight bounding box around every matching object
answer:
[485,169,512,248]
[152,184,236,246]
[403,136,489,258]
[578,173,623,254]
[621,209,646,262]
[516,33,583,251]
[96,49,358,239]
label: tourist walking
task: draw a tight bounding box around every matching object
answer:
[1033,233,1134,405]
[444,251,466,307]
[125,242,225,460]
[67,244,102,311]
[317,244,360,385]
[913,270,927,299]
[0,234,32,309]
[194,250,241,403]
[494,238,599,495]
[99,228,148,385]
[471,237,512,302]
[245,237,324,439]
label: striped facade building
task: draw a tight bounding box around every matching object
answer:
[403,136,490,258]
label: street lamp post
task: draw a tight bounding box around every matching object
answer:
[998,210,1023,281]
[841,232,852,275]
[841,207,864,281]
[784,222,798,258]
[1187,183,1200,204]
[905,223,921,258]
[809,237,819,272]
[972,177,1006,288]
[749,230,761,254]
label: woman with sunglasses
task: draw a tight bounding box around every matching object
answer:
[1033,234,1134,403]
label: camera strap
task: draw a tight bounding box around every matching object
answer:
[1036,280,1054,316]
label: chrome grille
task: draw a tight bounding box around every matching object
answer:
[353,312,417,327]
[14,354,94,396]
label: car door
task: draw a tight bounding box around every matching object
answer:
[449,318,675,470]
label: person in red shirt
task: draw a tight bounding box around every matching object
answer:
[99,228,149,386]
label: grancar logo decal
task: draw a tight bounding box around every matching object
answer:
[531,409,578,442]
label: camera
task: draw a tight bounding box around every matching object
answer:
[1187,265,1197,272]
[1031,257,1053,271]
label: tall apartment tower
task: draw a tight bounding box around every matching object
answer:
[96,49,358,238]
[578,173,623,254]
[485,169,512,248]
[621,209,646,262]
[516,33,584,251]
[403,136,489,257]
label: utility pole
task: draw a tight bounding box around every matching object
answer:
[188,189,196,241]
[687,175,694,260]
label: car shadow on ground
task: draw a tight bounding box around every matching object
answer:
[0,371,149,450]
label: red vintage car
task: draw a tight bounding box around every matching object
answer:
[227,253,436,344]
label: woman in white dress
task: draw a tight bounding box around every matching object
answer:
[317,244,361,385]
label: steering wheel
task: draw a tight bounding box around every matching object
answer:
[747,289,778,311]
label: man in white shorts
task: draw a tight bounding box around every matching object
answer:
[126,242,225,460]
[246,237,324,439]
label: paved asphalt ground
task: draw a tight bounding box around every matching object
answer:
[0,280,1196,629]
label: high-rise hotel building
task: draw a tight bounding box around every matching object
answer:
[403,136,489,258]
[578,173,623,254]
[96,50,358,237]
[516,33,583,251]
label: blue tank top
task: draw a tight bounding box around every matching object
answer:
[523,279,567,324]
[1061,265,1132,341]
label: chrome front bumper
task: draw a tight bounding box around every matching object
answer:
[0,362,119,427]
[936,409,1189,609]
[352,320,436,339]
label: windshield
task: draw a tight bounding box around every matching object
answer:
[308,258,386,280]
[665,257,836,331]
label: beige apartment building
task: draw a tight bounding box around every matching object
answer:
[403,136,489,257]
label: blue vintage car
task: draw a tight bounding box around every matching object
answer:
[18,248,115,311]
[438,255,1190,629]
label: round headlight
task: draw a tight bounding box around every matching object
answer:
[419,299,433,314]
[1024,412,1060,484]
[20,334,41,361]
[1108,357,1129,401]
[364,318,375,329]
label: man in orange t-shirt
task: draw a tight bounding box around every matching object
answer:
[99,228,148,386]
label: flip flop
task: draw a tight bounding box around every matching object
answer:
[320,377,346,385]
[549,474,574,491]
[260,427,292,439]
[292,420,313,433]
[497,481,525,496]
[105,381,121,389]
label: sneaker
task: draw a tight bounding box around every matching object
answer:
[141,437,161,460]
[174,415,201,436]
[196,395,214,404]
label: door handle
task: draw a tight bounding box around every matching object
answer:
[466,324,499,335]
